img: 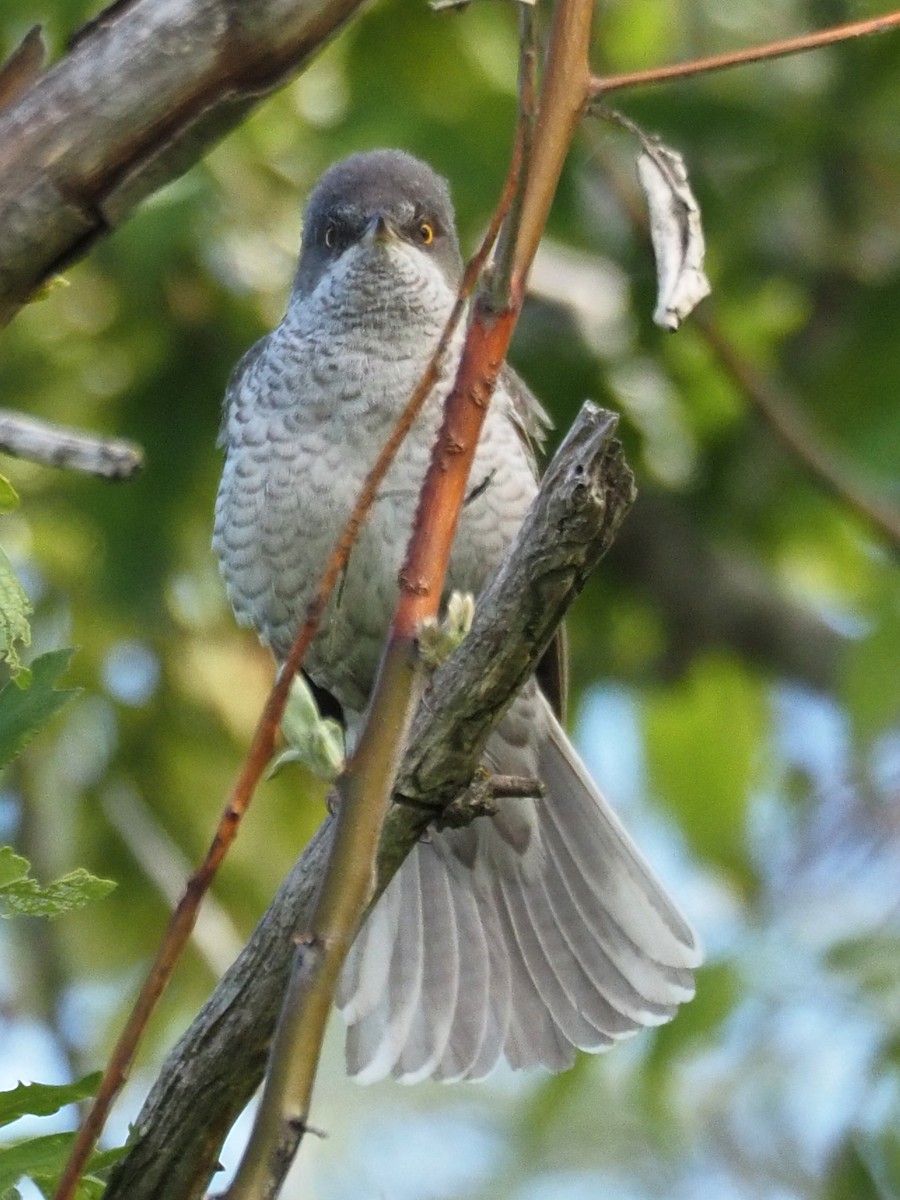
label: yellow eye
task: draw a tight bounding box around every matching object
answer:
[418,221,434,246]
[324,221,338,249]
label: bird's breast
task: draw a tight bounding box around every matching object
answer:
[215,315,538,722]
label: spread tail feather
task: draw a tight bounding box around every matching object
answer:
[338,688,700,1082]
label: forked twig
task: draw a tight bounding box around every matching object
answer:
[52,92,519,1200]
[219,9,556,1195]
[56,5,900,1198]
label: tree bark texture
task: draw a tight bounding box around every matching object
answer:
[103,403,635,1200]
[0,0,369,324]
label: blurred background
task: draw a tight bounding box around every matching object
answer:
[1,0,899,1196]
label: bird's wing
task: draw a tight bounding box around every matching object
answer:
[217,334,272,448]
[499,362,552,461]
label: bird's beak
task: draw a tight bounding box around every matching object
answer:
[364,212,398,245]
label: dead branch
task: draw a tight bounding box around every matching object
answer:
[0,409,143,479]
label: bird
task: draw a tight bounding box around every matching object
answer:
[213,148,701,1084]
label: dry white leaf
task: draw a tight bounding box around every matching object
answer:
[637,140,711,331]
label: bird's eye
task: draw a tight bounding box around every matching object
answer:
[418,221,435,246]
[324,221,338,249]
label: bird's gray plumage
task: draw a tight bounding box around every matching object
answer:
[214,149,701,1083]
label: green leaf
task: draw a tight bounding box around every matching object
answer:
[0,547,31,678]
[0,476,19,515]
[0,648,79,774]
[0,1134,72,1195]
[0,852,115,920]
[0,1133,123,1200]
[271,674,345,781]
[0,1075,101,1130]
[32,1172,107,1200]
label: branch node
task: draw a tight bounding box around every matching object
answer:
[433,771,544,831]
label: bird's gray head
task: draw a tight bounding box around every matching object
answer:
[292,150,463,300]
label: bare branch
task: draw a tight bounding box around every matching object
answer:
[0,0,370,326]
[103,402,634,1200]
[0,409,143,480]
[55,62,522,1200]
[507,0,592,302]
[696,315,900,551]
[591,10,900,96]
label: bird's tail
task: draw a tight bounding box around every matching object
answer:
[337,688,701,1083]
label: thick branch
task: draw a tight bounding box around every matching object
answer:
[0,0,367,325]
[103,402,634,1200]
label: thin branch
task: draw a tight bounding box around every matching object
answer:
[0,409,143,480]
[52,139,511,1200]
[507,0,593,303]
[219,17,548,1197]
[491,3,538,307]
[103,403,633,1200]
[591,10,900,96]
[696,314,900,550]
[222,2,597,1191]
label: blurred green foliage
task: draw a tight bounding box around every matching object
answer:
[0,1,898,1198]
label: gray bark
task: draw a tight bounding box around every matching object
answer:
[103,402,635,1200]
[0,0,368,324]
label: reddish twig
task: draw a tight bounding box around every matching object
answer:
[53,114,518,1200]
[220,58,540,1200]
[591,10,900,96]
[491,1,539,305]
[399,0,593,632]
[56,52,523,1200]
[394,300,517,633]
[220,5,592,1195]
